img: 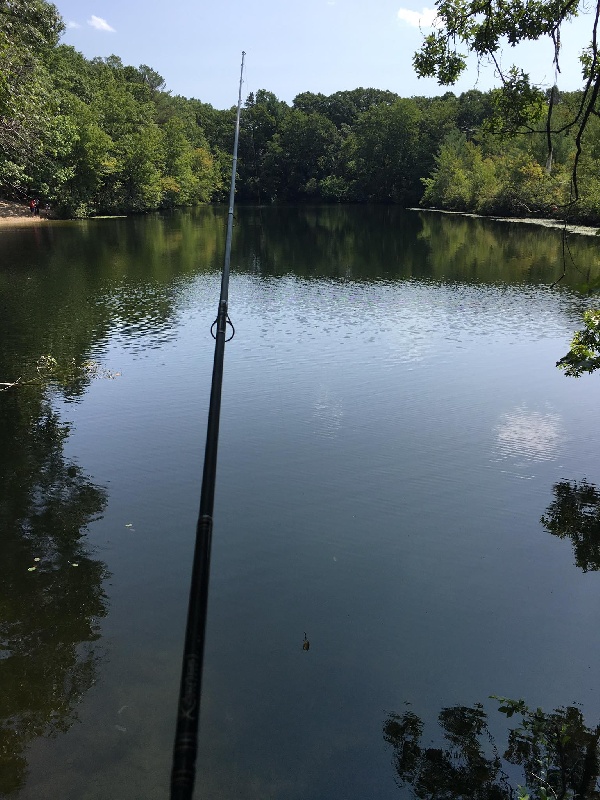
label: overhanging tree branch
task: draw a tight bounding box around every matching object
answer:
[413,0,600,202]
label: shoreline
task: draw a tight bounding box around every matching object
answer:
[0,200,129,228]
[2,199,600,236]
[411,207,600,237]
[0,215,54,227]
[0,200,54,226]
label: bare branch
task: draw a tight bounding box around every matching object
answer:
[0,378,22,391]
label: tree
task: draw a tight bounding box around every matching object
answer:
[456,90,495,138]
[293,88,399,129]
[263,109,341,201]
[239,90,289,201]
[557,310,600,376]
[346,99,424,203]
[160,117,216,206]
[130,63,166,93]
[422,130,495,210]
[0,0,65,196]
[422,126,571,215]
[412,0,599,202]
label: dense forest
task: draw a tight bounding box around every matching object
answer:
[3,0,600,222]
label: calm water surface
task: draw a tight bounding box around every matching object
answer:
[1,206,600,799]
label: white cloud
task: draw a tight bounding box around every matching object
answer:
[88,15,116,32]
[397,6,440,29]
[66,20,81,29]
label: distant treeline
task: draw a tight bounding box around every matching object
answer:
[3,1,600,220]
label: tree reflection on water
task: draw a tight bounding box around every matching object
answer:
[541,480,600,573]
[384,700,600,799]
[0,388,108,794]
[384,703,510,799]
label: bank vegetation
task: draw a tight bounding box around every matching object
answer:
[3,1,600,223]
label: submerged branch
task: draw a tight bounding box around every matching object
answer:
[0,378,22,391]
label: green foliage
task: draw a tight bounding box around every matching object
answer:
[487,69,546,133]
[4,0,600,217]
[293,87,399,129]
[414,30,467,85]
[238,89,289,201]
[263,109,341,201]
[457,90,495,137]
[0,5,225,213]
[557,310,600,377]
[0,0,65,196]
[421,118,573,217]
[422,131,495,210]
[412,0,600,205]
[413,0,582,89]
[346,98,424,203]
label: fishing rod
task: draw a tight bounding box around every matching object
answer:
[171,50,245,800]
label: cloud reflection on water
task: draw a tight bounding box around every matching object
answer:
[494,406,564,477]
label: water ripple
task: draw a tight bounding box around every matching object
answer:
[493,405,565,476]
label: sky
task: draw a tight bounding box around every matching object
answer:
[53,0,590,109]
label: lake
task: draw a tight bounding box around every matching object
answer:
[1,205,600,799]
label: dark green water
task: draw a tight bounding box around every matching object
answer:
[1,206,600,799]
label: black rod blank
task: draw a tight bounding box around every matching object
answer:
[170,51,245,800]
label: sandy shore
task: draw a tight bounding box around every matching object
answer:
[0,200,54,226]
